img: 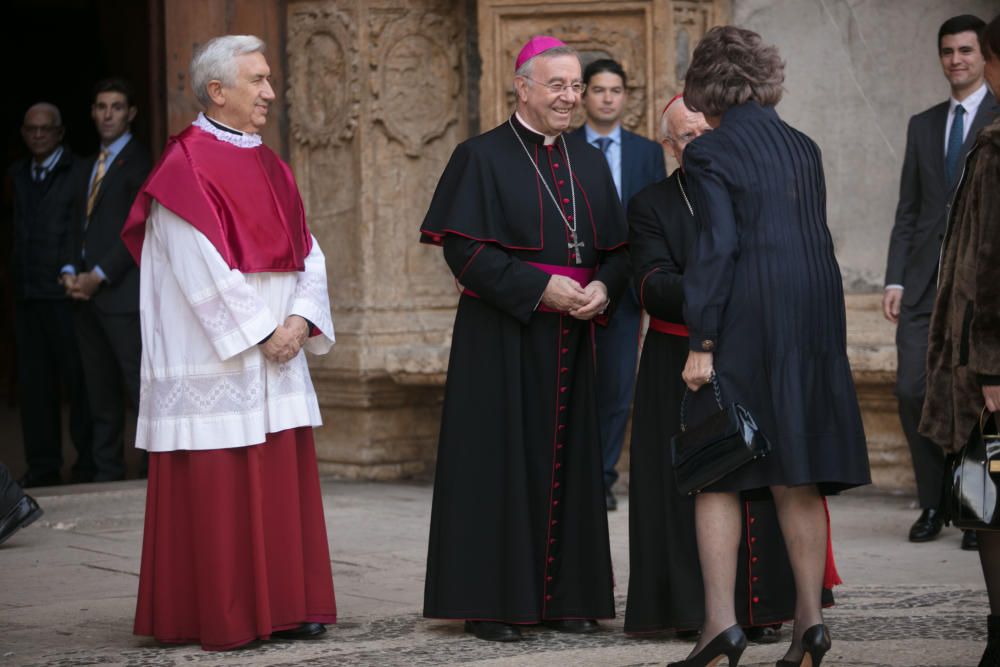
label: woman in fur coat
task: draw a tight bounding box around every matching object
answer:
[920,14,1000,666]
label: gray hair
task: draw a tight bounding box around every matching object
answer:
[190,35,266,108]
[24,102,63,127]
[514,45,580,79]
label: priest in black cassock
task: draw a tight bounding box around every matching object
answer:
[624,96,839,642]
[419,36,629,643]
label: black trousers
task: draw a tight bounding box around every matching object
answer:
[896,299,945,509]
[73,302,141,482]
[14,298,92,478]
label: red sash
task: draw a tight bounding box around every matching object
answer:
[463,262,596,313]
[648,316,689,337]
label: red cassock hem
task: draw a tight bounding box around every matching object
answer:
[133,427,337,651]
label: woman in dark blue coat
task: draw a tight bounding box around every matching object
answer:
[669,27,871,667]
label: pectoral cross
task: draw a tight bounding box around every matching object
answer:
[568,232,584,265]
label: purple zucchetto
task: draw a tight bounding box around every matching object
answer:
[515,35,568,71]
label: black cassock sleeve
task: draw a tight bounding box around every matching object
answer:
[594,245,630,319]
[628,190,683,323]
[443,236,550,325]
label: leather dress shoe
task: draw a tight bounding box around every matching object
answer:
[605,488,618,511]
[908,508,943,542]
[745,623,782,644]
[962,530,979,551]
[543,619,599,634]
[17,471,61,488]
[464,620,522,642]
[271,622,326,640]
[0,495,44,546]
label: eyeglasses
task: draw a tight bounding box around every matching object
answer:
[22,125,60,136]
[520,76,586,96]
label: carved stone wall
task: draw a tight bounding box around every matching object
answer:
[287,0,465,479]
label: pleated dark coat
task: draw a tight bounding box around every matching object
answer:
[625,171,834,634]
[682,102,870,494]
[419,116,629,622]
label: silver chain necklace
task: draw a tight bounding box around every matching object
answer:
[677,173,694,216]
[508,118,584,264]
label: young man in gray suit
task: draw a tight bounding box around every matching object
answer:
[883,14,998,550]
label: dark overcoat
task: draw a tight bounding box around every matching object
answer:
[681,102,870,494]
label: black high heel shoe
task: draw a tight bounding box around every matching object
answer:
[776,624,831,667]
[667,625,747,667]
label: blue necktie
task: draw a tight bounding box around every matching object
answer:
[595,136,612,165]
[945,104,965,183]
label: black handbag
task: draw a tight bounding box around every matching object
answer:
[948,408,1000,531]
[671,375,771,496]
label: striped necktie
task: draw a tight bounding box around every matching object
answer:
[86,149,110,219]
[945,104,965,184]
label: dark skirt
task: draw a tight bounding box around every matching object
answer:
[625,330,837,634]
[134,427,337,651]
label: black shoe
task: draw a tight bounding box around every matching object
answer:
[271,622,326,640]
[544,619,599,634]
[17,471,61,488]
[606,488,618,511]
[777,624,831,667]
[464,620,522,642]
[0,495,44,546]
[745,623,782,644]
[668,625,747,667]
[963,530,980,551]
[908,508,943,542]
[981,615,1000,667]
[675,628,700,641]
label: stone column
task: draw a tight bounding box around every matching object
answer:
[286,0,467,479]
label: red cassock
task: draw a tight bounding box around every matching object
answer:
[126,123,336,650]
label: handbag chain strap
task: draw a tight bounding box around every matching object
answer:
[679,372,723,432]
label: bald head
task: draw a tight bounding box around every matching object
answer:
[660,97,710,167]
[21,102,64,161]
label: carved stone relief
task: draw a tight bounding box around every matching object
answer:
[369,9,463,157]
[672,2,714,82]
[287,3,361,147]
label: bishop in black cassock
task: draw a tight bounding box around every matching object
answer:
[419,36,629,642]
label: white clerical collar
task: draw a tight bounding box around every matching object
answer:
[193,112,262,148]
[515,111,559,145]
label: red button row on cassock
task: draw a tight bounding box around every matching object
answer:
[748,513,760,606]
[543,326,573,609]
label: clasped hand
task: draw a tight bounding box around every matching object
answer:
[60,272,102,300]
[540,275,608,320]
[262,315,310,364]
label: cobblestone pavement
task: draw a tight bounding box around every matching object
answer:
[0,480,989,666]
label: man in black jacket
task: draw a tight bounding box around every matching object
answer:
[883,15,999,550]
[61,78,152,482]
[9,102,93,487]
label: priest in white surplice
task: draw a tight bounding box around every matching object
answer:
[121,35,337,651]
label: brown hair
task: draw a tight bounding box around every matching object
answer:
[984,14,1000,61]
[683,26,785,117]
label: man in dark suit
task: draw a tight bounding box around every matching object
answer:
[60,78,151,482]
[9,102,93,487]
[573,59,666,510]
[883,14,998,550]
